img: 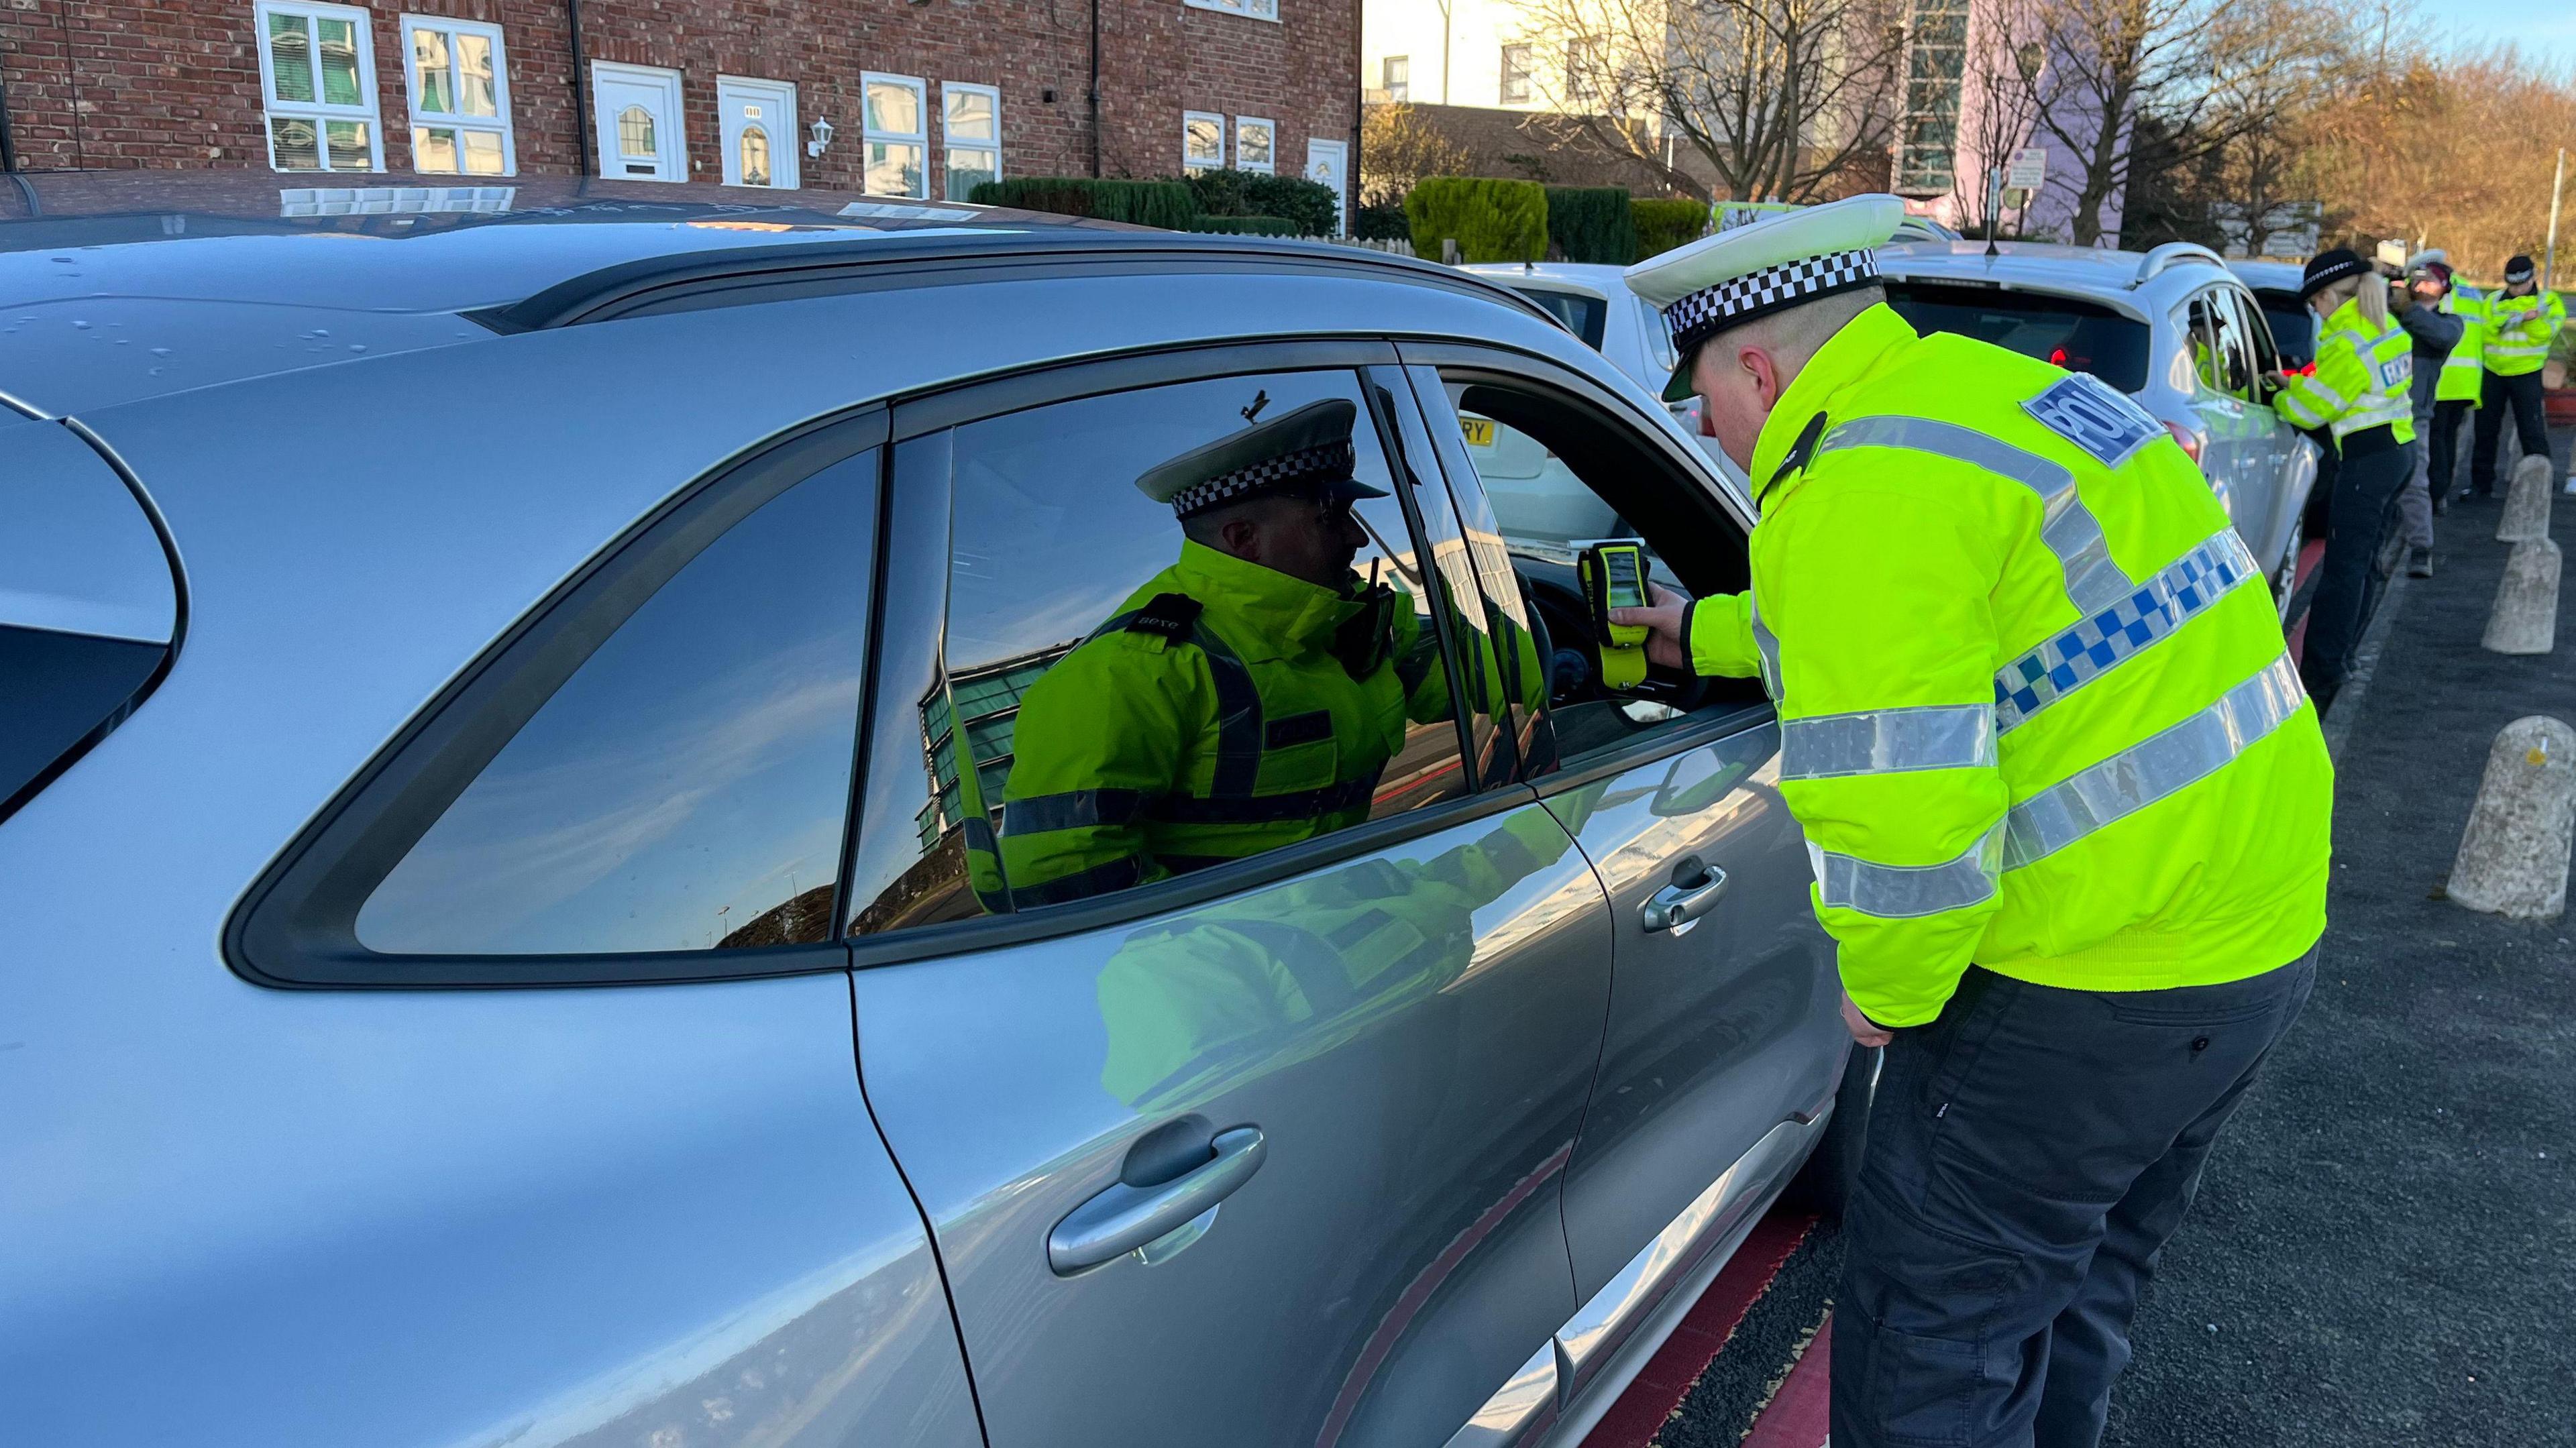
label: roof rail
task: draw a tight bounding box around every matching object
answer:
[2132,241,2229,288]
[472,231,1562,333]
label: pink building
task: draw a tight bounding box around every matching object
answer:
[1889,0,2126,245]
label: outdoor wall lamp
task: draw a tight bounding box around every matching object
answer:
[806,117,835,158]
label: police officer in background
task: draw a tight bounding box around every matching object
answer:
[2273,248,2416,712]
[2471,254,2566,494]
[1609,194,2331,1447]
[998,399,1453,907]
[2392,257,2463,574]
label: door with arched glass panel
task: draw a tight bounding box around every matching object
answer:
[590,61,684,181]
[719,75,799,189]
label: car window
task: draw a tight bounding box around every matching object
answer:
[2227,286,2281,380]
[354,451,876,955]
[2184,290,2254,400]
[1408,364,1763,774]
[1882,278,2151,394]
[1636,296,1678,374]
[1509,286,1609,349]
[2255,291,2316,369]
[845,368,1481,931]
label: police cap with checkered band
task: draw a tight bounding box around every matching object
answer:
[1625,193,1909,403]
[1135,397,1389,520]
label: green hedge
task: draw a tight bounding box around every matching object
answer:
[1545,186,1638,264]
[1183,215,1302,236]
[1353,203,1411,241]
[1177,168,1338,236]
[1406,177,1548,264]
[967,177,1199,229]
[1632,199,1709,260]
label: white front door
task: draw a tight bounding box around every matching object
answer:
[716,76,798,189]
[592,61,684,182]
[1305,138,1348,236]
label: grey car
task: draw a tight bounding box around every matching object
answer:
[1,174,1858,1448]
[1879,239,2322,608]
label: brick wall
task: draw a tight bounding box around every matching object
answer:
[1,0,1357,197]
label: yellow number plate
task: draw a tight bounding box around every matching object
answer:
[1458,416,1496,447]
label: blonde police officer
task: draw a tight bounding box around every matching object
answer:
[1609,195,2331,1448]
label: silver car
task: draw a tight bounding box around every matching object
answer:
[1879,239,2321,606]
[1,174,1859,1448]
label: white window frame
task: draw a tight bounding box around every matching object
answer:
[398,13,515,176]
[1382,56,1409,103]
[941,81,1002,202]
[253,0,385,173]
[861,70,931,199]
[1182,109,1226,173]
[1182,0,1279,21]
[1500,42,1534,105]
[1233,116,1276,174]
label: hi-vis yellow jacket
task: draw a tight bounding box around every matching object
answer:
[2275,297,2416,446]
[2438,286,2485,403]
[1684,305,2332,1027]
[2483,286,2567,378]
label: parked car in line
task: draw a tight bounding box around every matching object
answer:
[1,173,1862,1448]
[1880,239,2321,607]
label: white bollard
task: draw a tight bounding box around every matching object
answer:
[2449,716,2576,919]
[2498,454,2554,542]
[2483,537,2561,655]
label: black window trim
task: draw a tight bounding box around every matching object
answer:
[224,404,892,990]
[837,339,1532,971]
[1391,345,1782,788]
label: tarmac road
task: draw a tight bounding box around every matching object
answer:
[2104,433,2576,1447]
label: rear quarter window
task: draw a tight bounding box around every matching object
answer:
[1882,280,2151,394]
[1509,286,1609,350]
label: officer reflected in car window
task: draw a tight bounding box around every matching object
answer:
[998,397,1462,909]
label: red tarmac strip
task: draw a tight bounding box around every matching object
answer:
[1580,1212,1816,1448]
[1737,1311,1832,1448]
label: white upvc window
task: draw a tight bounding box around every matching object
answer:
[1183,110,1225,173]
[1382,56,1409,103]
[1183,0,1279,19]
[400,13,513,176]
[254,0,384,172]
[942,82,1002,201]
[1234,116,1275,174]
[863,72,930,199]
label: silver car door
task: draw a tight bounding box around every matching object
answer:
[843,352,1613,1448]
[1399,358,1846,1398]
[37,400,980,1445]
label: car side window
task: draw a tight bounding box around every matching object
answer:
[844,368,1480,932]
[352,451,877,956]
[2186,290,2254,401]
[2226,286,2280,384]
[1407,364,1761,775]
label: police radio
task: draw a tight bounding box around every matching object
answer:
[1577,541,1652,691]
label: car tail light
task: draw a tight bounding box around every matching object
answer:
[2162,419,2204,465]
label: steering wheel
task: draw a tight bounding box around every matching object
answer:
[1513,559,1709,714]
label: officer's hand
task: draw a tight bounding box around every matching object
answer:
[1841,991,1895,1048]
[1609,583,1691,671]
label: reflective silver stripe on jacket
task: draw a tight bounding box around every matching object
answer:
[1994,527,2260,732]
[1780,703,1997,780]
[1752,596,1783,700]
[1811,822,2003,919]
[2002,653,2306,869]
[1817,414,2135,616]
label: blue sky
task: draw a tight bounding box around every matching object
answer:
[2433,0,2576,73]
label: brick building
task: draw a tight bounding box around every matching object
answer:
[0,0,1359,221]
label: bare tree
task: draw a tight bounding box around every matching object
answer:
[1942,0,2047,232]
[2008,0,2341,245]
[1511,0,1909,204]
[1359,105,1473,207]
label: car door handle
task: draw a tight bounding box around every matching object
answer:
[1642,857,1728,934]
[1048,1126,1268,1274]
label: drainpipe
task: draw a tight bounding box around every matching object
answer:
[1088,0,1102,178]
[567,0,594,176]
[0,57,18,172]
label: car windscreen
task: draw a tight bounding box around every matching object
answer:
[2253,292,2316,368]
[1881,280,2151,394]
[1509,286,1609,349]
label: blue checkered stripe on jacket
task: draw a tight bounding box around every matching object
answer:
[1994,530,2258,732]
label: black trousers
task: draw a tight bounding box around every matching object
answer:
[2470,370,2551,494]
[2298,441,2410,702]
[1831,956,2315,1448]
[2427,398,2473,501]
